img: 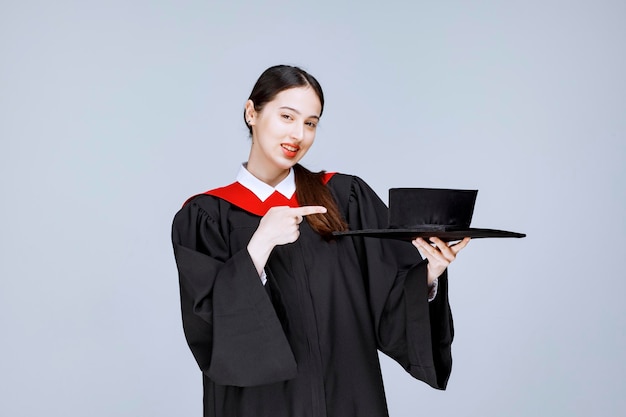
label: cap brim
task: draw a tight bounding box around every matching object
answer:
[332,228,526,242]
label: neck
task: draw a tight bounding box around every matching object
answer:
[245,161,290,188]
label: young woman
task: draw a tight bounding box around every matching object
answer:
[172,65,470,417]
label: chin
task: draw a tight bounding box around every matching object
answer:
[283,161,299,170]
[277,158,302,169]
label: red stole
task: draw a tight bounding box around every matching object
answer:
[186,172,336,216]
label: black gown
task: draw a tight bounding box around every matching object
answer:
[171,173,454,417]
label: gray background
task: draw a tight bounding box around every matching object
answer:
[1,0,624,416]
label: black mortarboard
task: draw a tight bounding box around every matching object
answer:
[332,188,526,241]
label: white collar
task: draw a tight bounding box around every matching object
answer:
[236,164,296,202]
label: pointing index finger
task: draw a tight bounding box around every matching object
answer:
[292,206,327,216]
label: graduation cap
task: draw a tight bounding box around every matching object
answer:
[332,188,526,241]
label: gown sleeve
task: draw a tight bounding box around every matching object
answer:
[340,176,454,390]
[171,196,297,387]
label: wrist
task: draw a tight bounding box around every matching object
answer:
[247,232,274,275]
[247,233,273,257]
[426,264,445,286]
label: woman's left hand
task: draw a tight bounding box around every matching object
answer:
[412,237,471,286]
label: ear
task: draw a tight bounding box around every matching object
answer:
[245,100,257,125]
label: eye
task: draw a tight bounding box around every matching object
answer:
[305,121,318,128]
[281,114,293,121]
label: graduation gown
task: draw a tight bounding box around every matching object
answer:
[171,173,454,417]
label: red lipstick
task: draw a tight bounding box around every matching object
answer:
[281,143,300,158]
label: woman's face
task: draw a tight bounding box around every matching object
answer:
[246,86,322,183]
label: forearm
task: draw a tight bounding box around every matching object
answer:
[247,231,275,276]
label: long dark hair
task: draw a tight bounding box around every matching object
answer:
[246,65,348,238]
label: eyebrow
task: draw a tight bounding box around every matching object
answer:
[279,106,320,120]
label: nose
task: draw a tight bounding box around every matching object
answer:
[291,122,305,142]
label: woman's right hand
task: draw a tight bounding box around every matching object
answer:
[247,205,327,275]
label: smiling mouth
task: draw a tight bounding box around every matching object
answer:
[281,143,300,153]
